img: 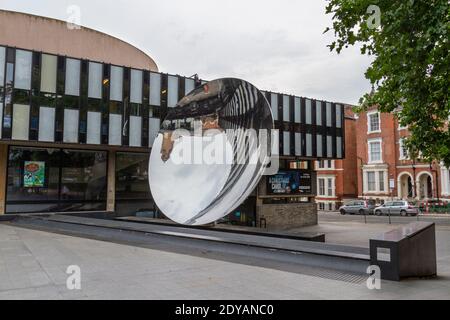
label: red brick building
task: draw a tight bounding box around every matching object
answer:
[316,106,358,210]
[355,106,450,203]
[316,105,450,211]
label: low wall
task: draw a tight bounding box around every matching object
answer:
[257,202,318,230]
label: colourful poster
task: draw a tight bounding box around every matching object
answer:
[24,161,46,188]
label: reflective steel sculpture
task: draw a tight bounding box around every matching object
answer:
[149,78,274,225]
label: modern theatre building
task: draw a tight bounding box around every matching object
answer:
[0,10,346,228]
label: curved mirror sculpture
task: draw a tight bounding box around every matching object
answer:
[149,78,274,225]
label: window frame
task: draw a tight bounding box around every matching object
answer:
[367,111,381,133]
[368,138,383,164]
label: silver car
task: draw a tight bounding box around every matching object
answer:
[339,200,376,215]
[374,201,419,216]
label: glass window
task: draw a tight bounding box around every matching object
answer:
[110,66,123,102]
[305,99,312,124]
[129,115,142,147]
[336,105,342,128]
[283,95,290,122]
[294,97,301,123]
[167,75,179,108]
[368,112,380,132]
[149,72,161,106]
[327,178,333,196]
[63,109,79,143]
[326,103,332,127]
[116,152,150,200]
[65,58,80,96]
[327,136,333,158]
[109,113,122,146]
[0,46,5,86]
[369,140,382,163]
[12,104,30,140]
[86,111,101,145]
[40,54,57,94]
[38,106,55,142]
[295,132,301,156]
[399,139,409,160]
[367,172,376,191]
[379,171,385,192]
[283,132,290,156]
[337,137,342,158]
[185,78,195,95]
[130,69,143,104]
[6,147,60,206]
[88,62,102,99]
[149,117,160,147]
[60,150,107,201]
[316,135,323,157]
[270,93,278,120]
[14,50,32,90]
[306,134,312,157]
[318,178,325,196]
[316,101,322,125]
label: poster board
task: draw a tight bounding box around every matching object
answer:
[24,161,46,188]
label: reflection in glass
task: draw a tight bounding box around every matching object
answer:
[327,136,333,158]
[116,152,150,200]
[129,115,142,147]
[63,109,79,143]
[40,54,57,93]
[38,106,55,142]
[130,69,143,104]
[306,133,312,157]
[317,134,323,157]
[60,150,107,202]
[337,136,342,158]
[12,104,30,140]
[7,147,60,204]
[87,111,101,145]
[305,99,312,124]
[149,72,161,106]
[295,132,301,156]
[65,58,80,96]
[326,102,332,127]
[316,101,322,125]
[88,62,102,99]
[283,132,290,156]
[283,95,290,122]
[109,113,122,146]
[0,46,5,85]
[14,50,32,90]
[149,78,274,226]
[110,66,123,102]
[336,104,342,128]
[167,75,179,108]
[294,97,301,123]
[270,93,278,120]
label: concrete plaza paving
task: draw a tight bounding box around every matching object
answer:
[1,221,450,300]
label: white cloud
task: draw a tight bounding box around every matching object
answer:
[0,0,373,104]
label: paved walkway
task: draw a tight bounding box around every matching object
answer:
[1,223,450,300]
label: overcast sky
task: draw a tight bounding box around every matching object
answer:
[0,0,373,105]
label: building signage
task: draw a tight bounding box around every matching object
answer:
[24,161,46,188]
[267,170,312,195]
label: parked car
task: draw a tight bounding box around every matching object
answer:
[374,201,419,216]
[339,200,377,215]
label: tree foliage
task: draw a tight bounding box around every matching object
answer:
[325,0,449,165]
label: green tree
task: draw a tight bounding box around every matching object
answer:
[325,0,449,165]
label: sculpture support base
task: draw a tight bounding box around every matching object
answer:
[257,202,318,230]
